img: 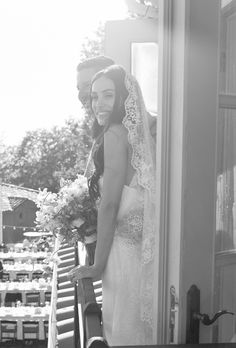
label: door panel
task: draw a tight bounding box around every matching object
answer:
[214,0,236,343]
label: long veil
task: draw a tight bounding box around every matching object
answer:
[123,72,157,342]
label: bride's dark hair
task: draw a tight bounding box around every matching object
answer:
[88,65,129,202]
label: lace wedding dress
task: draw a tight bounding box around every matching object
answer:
[102,174,155,345]
[88,71,158,345]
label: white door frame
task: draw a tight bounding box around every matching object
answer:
[163,0,220,344]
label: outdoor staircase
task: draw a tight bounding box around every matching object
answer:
[56,243,76,348]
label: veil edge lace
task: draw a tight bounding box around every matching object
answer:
[122,73,157,338]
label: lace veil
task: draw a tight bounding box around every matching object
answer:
[123,73,158,342]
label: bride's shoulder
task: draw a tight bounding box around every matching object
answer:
[105,124,128,143]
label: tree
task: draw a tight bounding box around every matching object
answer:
[79,22,105,60]
[0,24,105,192]
[78,22,105,140]
[0,144,19,183]
[0,118,92,192]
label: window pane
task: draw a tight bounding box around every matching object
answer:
[214,109,236,343]
[216,109,236,252]
[131,42,158,115]
[220,5,236,93]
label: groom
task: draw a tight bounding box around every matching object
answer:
[76,56,116,265]
[77,56,115,110]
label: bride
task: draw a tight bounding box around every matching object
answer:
[68,64,157,345]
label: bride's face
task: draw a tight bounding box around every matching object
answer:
[91,76,116,126]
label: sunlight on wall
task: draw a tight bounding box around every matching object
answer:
[221,0,233,8]
[131,42,158,115]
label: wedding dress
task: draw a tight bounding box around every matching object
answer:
[101,72,158,345]
[102,175,149,345]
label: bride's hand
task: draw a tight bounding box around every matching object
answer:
[67,264,100,283]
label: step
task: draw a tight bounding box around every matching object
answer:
[57,330,74,348]
[57,264,75,275]
[59,252,76,260]
[57,317,74,335]
[57,295,75,309]
[57,287,75,298]
[58,258,75,269]
[56,306,74,321]
[58,280,73,290]
[58,272,71,283]
[58,247,75,256]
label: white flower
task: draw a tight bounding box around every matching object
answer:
[35,174,96,243]
[71,217,84,228]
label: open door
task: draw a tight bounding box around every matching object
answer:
[166,0,236,346]
[104,0,236,346]
[213,0,236,343]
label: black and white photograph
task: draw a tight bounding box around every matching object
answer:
[0,1,236,347]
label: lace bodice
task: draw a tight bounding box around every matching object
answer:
[116,176,144,244]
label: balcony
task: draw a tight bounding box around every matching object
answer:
[47,240,107,348]
[47,239,236,348]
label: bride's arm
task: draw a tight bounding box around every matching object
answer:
[93,124,128,275]
[68,124,128,283]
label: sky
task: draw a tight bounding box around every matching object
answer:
[0,0,128,146]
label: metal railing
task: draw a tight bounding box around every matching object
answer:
[75,242,108,348]
[48,240,107,348]
[76,278,107,348]
[48,238,60,348]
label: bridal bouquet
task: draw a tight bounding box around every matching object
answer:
[35,175,97,246]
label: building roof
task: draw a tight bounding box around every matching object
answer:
[8,197,27,210]
[0,183,38,212]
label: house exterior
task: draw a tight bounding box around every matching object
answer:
[0,183,38,244]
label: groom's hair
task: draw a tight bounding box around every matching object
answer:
[77,55,115,72]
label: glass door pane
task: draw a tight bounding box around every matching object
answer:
[216,110,236,252]
[131,42,158,115]
[215,108,236,343]
[220,0,236,94]
[214,1,236,343]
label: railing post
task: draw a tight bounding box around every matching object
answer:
[77,277,108,348]
[86,336,109,348]
[74,242,81,348]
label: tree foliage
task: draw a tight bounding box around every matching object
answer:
[79,22,105,60]
[0,118,92,192]
[78,22,105,141]
[0,24,105,192]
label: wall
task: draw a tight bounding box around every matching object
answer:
[3,199,37,243]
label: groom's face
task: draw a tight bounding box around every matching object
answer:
[77,67,97,112]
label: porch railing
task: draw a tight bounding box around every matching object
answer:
[48,237,60,348]
[76,277,107,348]
[50,238,236,348]
[75,241,108,348]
